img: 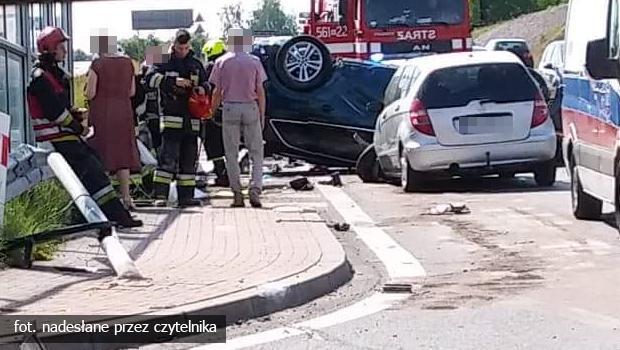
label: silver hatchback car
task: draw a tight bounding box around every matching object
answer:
[373,51,557,192]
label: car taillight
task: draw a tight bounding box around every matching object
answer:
[531,92,549,128]
[410,99,435,136]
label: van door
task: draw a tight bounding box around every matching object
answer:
[562,0,608,197]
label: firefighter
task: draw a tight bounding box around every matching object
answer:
[27,26,142,228]
[146,29,209,207]
[138,62,163,154]
[200,39,229,187]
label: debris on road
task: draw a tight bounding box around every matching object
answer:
[332,223,351,232]
[290,177,314,191]
[426,203,471,216]
[382,282,413,293]
[319,172,343,187]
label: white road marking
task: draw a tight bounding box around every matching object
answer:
[191,185,425,350]
[317,185,426,280]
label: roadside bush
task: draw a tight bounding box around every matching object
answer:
[0,180,78,266]
[73,74,88,109]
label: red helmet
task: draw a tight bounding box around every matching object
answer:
[37,26,70,54]
[189,93,212,120]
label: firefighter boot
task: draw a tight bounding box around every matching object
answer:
[101,200,143,228]
[213,160,229,187]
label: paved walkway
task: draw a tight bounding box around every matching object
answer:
[0,187,350,321]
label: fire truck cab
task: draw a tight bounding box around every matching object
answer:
[304,0,472,60]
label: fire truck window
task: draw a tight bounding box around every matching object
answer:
[338,0,348,24]
[365,0,465,27]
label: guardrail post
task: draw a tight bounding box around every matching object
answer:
[46,152,143,279]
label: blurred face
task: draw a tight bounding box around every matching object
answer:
[54,41,67,62]
[227,28,253,53]
[174,42,191,59]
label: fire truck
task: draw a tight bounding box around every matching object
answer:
[303,0,472,60]
[266,0,471,92]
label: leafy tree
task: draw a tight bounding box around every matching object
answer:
[191,32,209,59]
[73,49,90,61]
[249,0,297,35]
[118,34,164,62]
[218,3,245,38]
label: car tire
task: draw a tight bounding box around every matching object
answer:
[356,146,383,183]
[534,161,556,186]
[400,153,423,193]
[275,36,333,91]
[571,157,602,220]
[240,153,250,175]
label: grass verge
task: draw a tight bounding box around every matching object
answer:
[0,180,78,266]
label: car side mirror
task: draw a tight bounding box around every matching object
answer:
[544,63,554,70]
[366,101,383,114]
[586,38,620,79]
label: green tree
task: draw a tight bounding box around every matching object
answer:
[191,32,209,59]
[118,34,163,61]
[218,3,245,38]
[249,0,297,36]
[73,49,90,61]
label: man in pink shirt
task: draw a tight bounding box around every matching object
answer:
[209,28,267,208]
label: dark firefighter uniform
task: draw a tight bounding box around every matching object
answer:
[27,28,140,227]
[201,39,229,187]
[147,49,209,205]
[138,64,163,153]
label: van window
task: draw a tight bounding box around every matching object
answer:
[419,63,538,109]
[564,0,607,73]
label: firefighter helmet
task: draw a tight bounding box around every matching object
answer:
[37,26,70,54]
[202,39,227,60]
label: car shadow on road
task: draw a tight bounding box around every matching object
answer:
[404,175,571,194]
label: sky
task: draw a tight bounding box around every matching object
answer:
[72,0,309,51]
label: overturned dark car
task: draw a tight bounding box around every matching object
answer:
[250,36,396,167]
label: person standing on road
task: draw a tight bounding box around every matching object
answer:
[209,28,267,208]
[27,26,142,228]
[201,39,229,187]
[147,29,210,208]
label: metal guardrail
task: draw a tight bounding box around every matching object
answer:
[2,143,142,279]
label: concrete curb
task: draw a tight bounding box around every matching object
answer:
[8,224,352,350]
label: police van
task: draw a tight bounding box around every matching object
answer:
[562,0,620,230]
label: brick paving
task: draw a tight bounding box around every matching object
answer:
[0,187,349,318]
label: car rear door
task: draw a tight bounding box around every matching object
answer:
[419,63,538,147]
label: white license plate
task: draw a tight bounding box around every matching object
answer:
[458,116,512,134]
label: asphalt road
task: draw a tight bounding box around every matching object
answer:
[223,169,620,349]
[150,168,620,350]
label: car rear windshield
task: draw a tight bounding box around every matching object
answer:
[495,41,529,51]
[419,63,538,109]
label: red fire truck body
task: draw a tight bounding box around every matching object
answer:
[304,0,472,60]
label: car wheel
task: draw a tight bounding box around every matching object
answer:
[356,146,383,183]
[240,153,250,174]
[275,36,333,91]
[571,157,602,220]
[400,152,423,193]
[534,161,556,186]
